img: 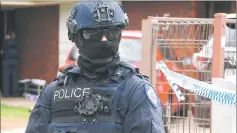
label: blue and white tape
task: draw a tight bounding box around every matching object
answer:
[158,67,185,102]
[167,78,186,102]
[156,61,236,106]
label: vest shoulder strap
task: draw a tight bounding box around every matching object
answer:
[56,64,78,86]
[109,62,137,83]
[119,61,150,81]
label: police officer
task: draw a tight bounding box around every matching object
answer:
[25,0,165,133]
[2,31,19,97]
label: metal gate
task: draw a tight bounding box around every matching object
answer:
[140,13,236,133]
[155,17,213,133]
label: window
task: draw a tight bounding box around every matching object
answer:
[119,38,142,63]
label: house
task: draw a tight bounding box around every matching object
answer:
[124,1,236,30]
[0,1,236,86]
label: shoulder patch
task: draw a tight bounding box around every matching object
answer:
[144,84,159,108]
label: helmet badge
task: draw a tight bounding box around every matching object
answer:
[93,2,114,23]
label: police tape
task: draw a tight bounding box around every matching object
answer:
[156,61,236,106]
[160,70,186,102]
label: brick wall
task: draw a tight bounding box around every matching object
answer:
[195,1,208,18]
[15,5,59,83]
[123,1,198,30]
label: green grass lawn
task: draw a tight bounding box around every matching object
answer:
[1,104,30,120]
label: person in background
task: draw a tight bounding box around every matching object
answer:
[2,31,20,97]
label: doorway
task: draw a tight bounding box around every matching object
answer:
[0,9,16,95]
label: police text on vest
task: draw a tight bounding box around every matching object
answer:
[53,88,91,101]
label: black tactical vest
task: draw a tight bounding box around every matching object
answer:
[48,63,141,133]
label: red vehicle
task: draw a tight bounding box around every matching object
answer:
[58,30,188,118]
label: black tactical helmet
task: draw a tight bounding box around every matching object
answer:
[66,0,129,42]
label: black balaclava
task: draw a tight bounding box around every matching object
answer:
[75,30,121,79]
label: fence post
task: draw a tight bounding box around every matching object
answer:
[211,13,226,133]
[141,18,156,88]
[212,13,226,78]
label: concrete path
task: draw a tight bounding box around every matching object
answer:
[1,97,36,109]
[2,128,25,133]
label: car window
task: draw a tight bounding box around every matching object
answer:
[119,38,142,63]
[119,38,177,63]
[68,46,79,61]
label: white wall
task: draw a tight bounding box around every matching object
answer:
[212,76,236,133]
[59,2,77,67]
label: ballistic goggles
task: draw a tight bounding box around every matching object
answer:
[81,27,121,41]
